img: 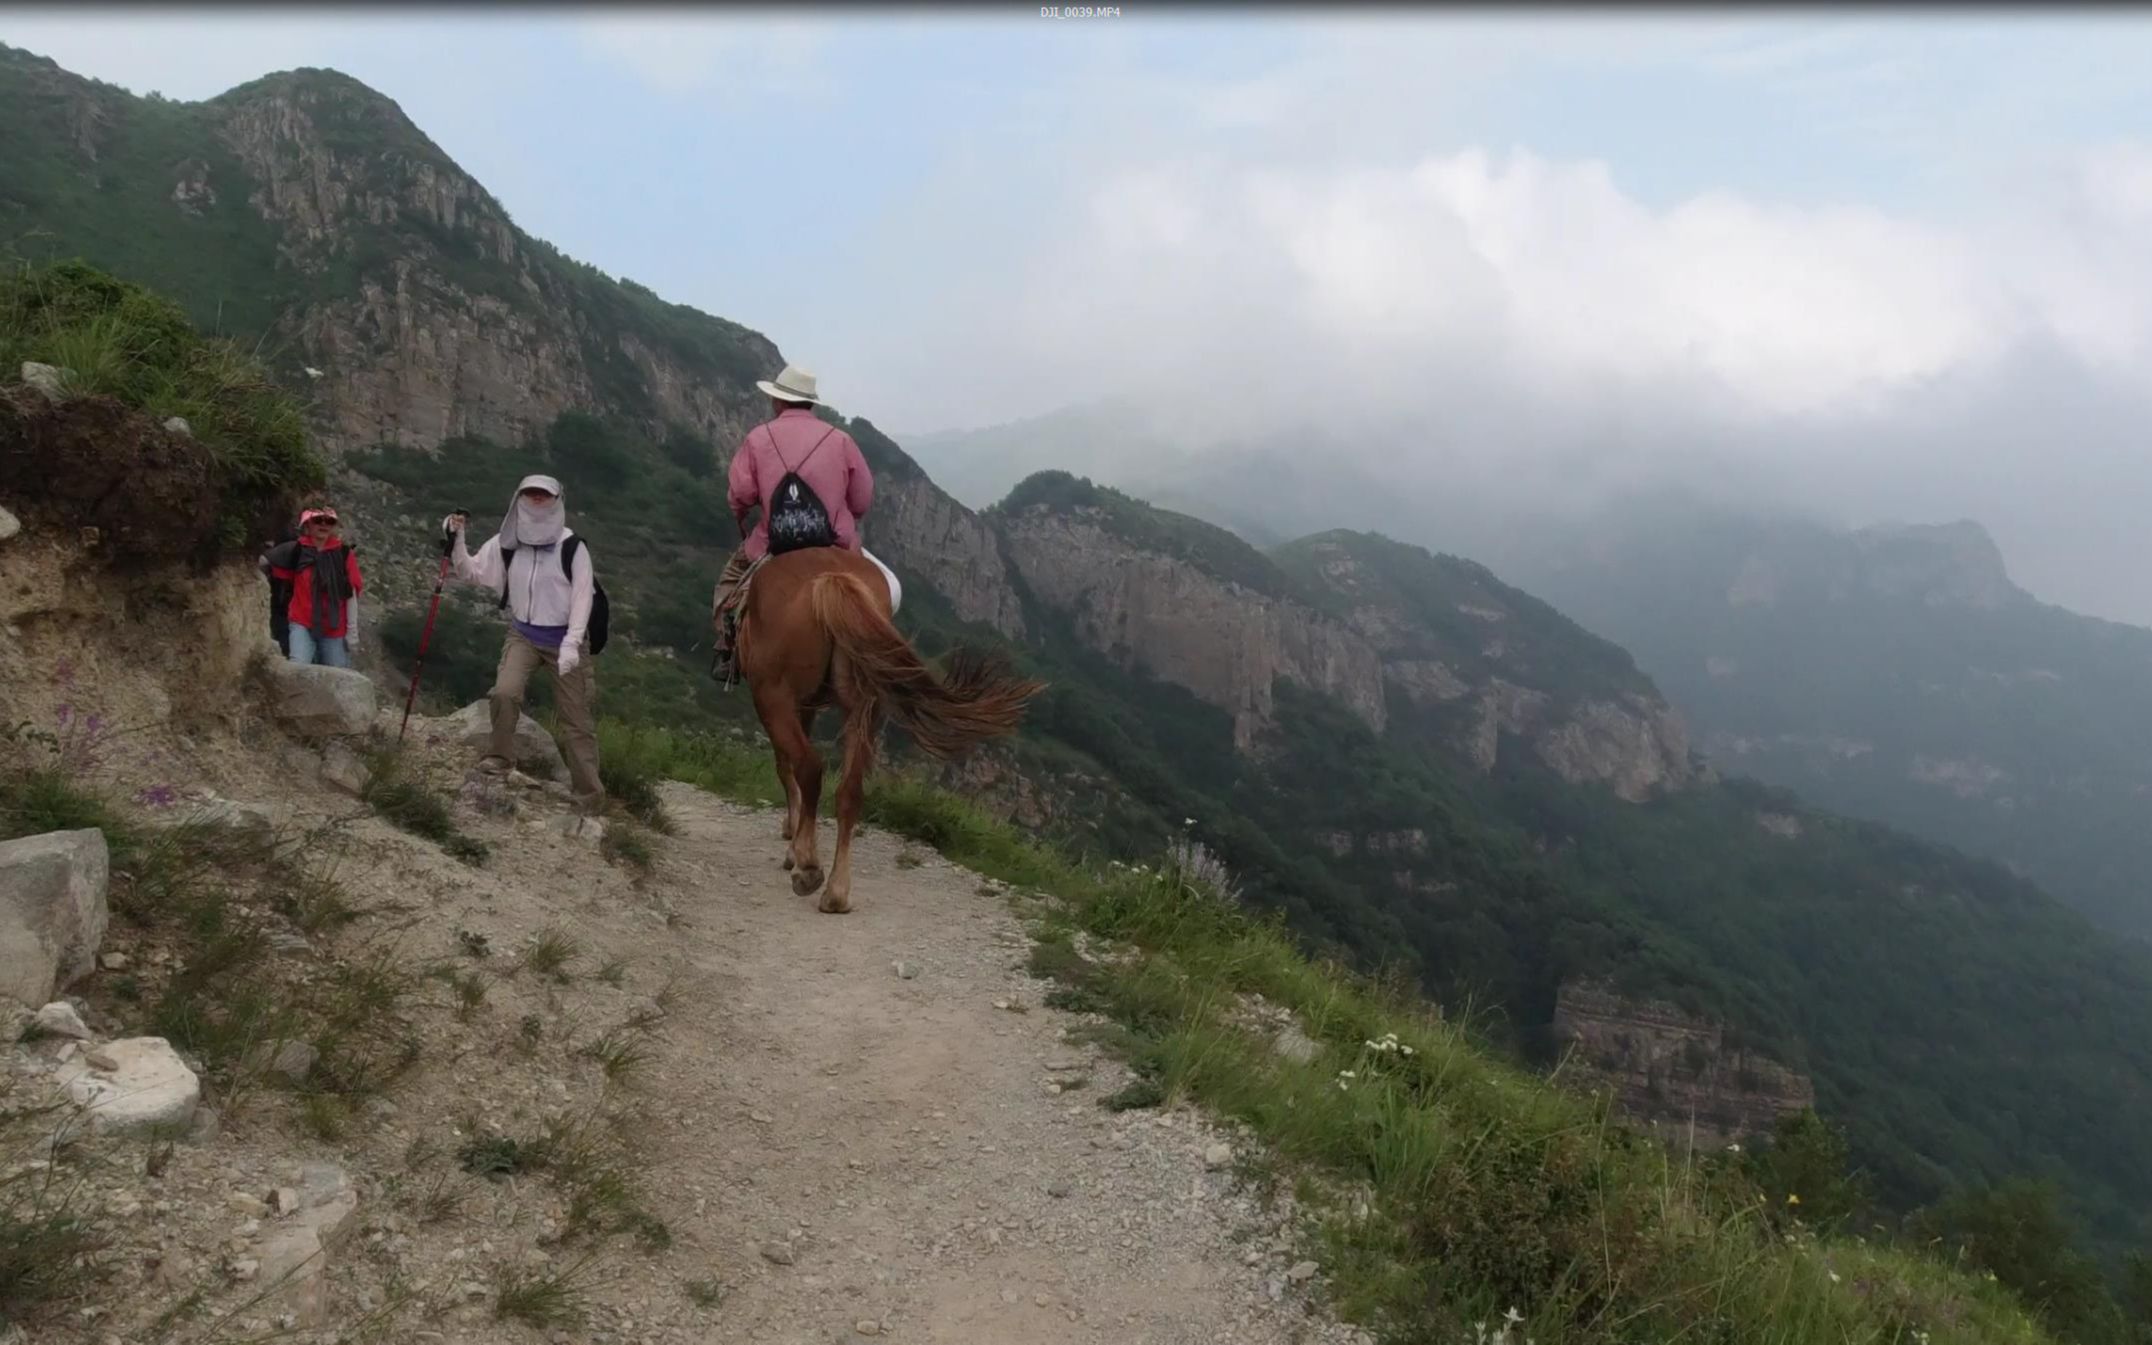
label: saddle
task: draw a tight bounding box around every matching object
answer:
[708,550,904,690]
[711,554,771,690]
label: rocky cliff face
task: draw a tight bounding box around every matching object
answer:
[869,474,1027,639]
[998,506,1384,749]
[1551,981,1814,1149]
[1283,533,1694,801]
[203,72,776,457]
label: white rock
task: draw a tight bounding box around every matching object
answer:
[1271,1021,1322,1065]
[0,828,110,1008]
[164,795,278,841]
[288,1162,359,1245]
[32,1001,91,1040]
[0,504,18,543]
[1203,1143,1234,1171]
[161,416,192,437]
[257,1223,328,1325]
[263,663,378,737]
[98,952,128,972]
[550,814,606,845]
[19,362,65,400]
[319,742,370,796]
[55,1037,200,1138]
[1287,1260,1319,1283]
[448,700,566,780]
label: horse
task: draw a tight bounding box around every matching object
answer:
[733,546,1044,913]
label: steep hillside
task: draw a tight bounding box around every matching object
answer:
[14,45,2152,1291]
[1,43,774,454]
[1274,530,1693,802]
[1514,503,2152,942]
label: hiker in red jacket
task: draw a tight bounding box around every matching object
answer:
[261,506,364,668]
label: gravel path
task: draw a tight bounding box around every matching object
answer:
[619,781,1358,1345]
[13,736,1368,1345]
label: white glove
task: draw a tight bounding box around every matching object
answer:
[441,513,466,537]
[556,642,582,678]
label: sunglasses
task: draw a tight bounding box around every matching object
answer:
[306,517,339,528]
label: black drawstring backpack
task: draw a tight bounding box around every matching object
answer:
[764,423,841,555]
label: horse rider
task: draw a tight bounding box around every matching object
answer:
[711,364,876,668]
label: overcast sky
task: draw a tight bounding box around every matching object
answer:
[9,8,2152,621]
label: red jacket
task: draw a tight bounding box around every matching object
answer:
[264,541,363,639]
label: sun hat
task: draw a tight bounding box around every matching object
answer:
[755,364,821,406]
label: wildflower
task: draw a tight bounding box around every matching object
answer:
[1829,1271,1841,1284]
[1184,817,1196,826]
[1786,1193,1801,1206]
[1726,1143,1741,1154]
[1337,1070,1355,1078]
[1503,1308,1524,1328]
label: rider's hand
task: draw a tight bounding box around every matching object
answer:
[441,512,467,537]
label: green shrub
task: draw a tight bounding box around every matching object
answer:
[0,258,323,551]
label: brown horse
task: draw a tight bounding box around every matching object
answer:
[734,546,1043,913]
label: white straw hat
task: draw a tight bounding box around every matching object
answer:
[755,364,821,405]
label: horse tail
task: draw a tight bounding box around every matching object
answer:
[807,572,1044,759]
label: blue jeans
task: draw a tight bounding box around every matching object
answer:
[288,626,351,668]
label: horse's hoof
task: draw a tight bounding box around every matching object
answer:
[791,866,825,897]
[818,892,852,915]
[781,855,795,871]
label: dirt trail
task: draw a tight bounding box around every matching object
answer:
[28,708,1364,1345]
[616,782,1350,1345]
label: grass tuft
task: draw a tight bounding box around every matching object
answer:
[522,928,580,983]
[359,747,488,865]
[493,1259,589,1329]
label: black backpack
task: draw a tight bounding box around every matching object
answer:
[764,423,841,556]
[499,534,610,655]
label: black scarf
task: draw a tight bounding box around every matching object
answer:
[267,538,355,635]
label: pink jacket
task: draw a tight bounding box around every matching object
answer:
[727,408,874,560]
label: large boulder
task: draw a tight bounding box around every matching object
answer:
[0,502,18,543]
[0,829,109,1009]
[264,663,378,737]
[448,700,566,779]
[55,1036,200,1138]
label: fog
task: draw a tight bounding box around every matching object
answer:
[888,132,2152,624]
[10,11,2151,622]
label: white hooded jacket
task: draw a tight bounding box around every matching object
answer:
[449,475,595,645]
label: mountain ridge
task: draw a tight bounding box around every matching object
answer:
[11,44,2152,1273]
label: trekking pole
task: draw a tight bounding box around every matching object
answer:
[398,514,464,742]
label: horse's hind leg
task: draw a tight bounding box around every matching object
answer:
[781,706,817,855]
[785,724,826,899]
[821,700,880,915]
[755,685,823,891]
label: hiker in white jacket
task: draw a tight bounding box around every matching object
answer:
[442,474,604,815]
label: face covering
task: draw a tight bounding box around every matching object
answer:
[497,474,567,549]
